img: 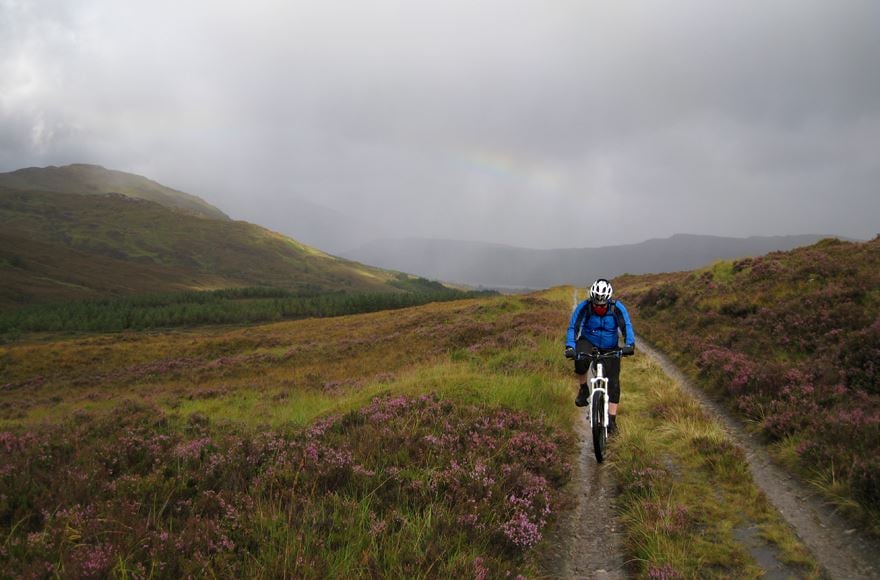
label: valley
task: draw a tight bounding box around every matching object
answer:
[0,165,876,577]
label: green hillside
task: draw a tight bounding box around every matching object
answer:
[615,236,880,532]
[0,164,229,220]
[0,186,437,310]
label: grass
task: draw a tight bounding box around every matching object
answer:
[708,260,736,284]
[610,353,820,578]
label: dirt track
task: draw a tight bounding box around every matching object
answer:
[639,338,880,580]
[546,416,628,579]
[545,287,629,577]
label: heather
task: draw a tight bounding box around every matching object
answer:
[0,395,572,577]
[0,292,578,576]
[616,237,880,531]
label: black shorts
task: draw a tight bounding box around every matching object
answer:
[573,338,622,404]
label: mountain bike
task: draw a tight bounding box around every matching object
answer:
[576,346,634,463]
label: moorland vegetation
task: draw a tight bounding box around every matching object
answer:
[0,187,427,308]
[617,236,880,533]
[1,289,817,577]
[1,164,466,315]
[0,164,229,220]
[1,294,578,577]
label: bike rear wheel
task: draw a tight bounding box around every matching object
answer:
[591,390,607,463]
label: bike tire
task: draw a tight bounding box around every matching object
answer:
[591,390,607,463]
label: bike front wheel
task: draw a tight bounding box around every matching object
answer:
[591,390,607,463]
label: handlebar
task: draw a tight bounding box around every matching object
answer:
[570,346,635,360]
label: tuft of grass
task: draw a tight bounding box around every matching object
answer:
[708,260,736,284]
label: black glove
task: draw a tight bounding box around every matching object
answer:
[622,344,635,356]
[564,347,575,359]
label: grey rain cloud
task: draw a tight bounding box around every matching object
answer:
[2,0,879,252]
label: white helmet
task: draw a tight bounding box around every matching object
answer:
[589,279,613,304]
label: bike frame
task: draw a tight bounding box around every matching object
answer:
[589,361,610,437]
[571,346,632,462]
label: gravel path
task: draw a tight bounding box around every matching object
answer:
[639,338,880,580]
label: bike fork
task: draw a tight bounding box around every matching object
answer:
[602,393,608,435]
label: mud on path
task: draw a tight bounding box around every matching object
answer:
[541,415,628,579]
[639,338,880,580]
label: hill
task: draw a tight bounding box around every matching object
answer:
[614,236,880,532]
[0,186,437,309]
[343,234,838,288]
[0,164,229,220]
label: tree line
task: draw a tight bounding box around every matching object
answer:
[0,286,495,338]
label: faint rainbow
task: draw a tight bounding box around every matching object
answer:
[445,147,563,193]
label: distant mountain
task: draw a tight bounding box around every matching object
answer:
[343,234,840,289]
[0,182,430,309]
[0,164,230,221]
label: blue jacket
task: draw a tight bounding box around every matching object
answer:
[566,299,635,350]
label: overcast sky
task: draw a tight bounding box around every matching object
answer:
[1,0,878,249]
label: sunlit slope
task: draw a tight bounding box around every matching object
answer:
[0,187,417,308]
[614,236,880,532]
[0,164,229,220]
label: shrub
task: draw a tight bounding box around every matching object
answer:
[637,285,680,313]
[851,457,880,506]
[837,316,880,395]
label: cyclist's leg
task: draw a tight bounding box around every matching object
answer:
[605,355,621,416]
[575,338,596,381]
[573,338,592,406]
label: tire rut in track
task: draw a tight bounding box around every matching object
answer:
[544,416,628,579]
[639,338,880,580]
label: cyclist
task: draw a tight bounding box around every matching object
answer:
[565,278,636,435]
